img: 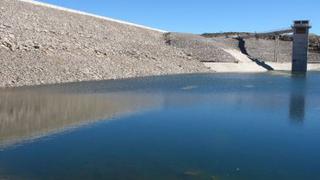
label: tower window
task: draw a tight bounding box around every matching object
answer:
[296,27,306,34]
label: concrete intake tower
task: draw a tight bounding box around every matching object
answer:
[292,20,312,73]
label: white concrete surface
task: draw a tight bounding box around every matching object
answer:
[204,62,267,73]
[267,62,320,71]
[223,49,253,63]
[205,48,320,72]
[204,62,320,73]
[205,48,267,72]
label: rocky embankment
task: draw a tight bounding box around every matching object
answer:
[164,33,239,63]
[0,0,210,87]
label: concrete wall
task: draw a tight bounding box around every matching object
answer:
[292,31,309,72]
[244,38,320,63]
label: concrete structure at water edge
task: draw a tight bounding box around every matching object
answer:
[292,20,312,73]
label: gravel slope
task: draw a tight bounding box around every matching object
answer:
[164,33,239,63]
[0,0,209,87]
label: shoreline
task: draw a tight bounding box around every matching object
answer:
[204,62,320,73]
[2,68,320,89]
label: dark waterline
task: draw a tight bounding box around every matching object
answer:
[0,72,320,180]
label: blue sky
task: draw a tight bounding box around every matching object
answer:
[38,0,319,34]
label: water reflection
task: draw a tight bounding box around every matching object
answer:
[289,93,306,123]
[0,91,163,148]
[0,72,316,148]
[0,77,312,148]
[289,75,307,124]
[0,73,320,180]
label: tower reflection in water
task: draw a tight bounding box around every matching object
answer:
[289,75,306,124]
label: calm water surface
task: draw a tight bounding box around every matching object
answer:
[0,72,320,180]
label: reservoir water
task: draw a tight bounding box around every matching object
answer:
[0,72,320,180]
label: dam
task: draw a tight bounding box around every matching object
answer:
[238,20,312,73]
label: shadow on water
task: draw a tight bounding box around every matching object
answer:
[289,74,307,124]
